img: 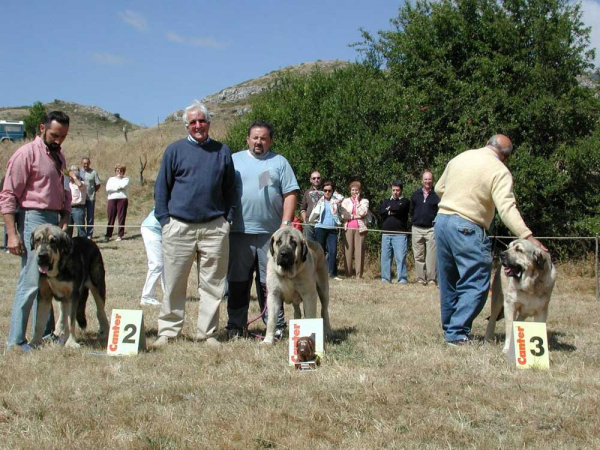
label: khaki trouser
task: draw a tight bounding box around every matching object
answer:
[411,226,437,283]
[158,216,229,339]
[344,228,367,278]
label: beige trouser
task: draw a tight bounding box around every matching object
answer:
[158,216,229,339]
[344,228,367,278]
[411,226,437,283]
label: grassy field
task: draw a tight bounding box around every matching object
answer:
[0,223,598,449]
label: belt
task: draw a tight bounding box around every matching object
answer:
[72,204,85,208]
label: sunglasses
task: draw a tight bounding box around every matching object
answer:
[311,177,321,180]
[323,189,333,192]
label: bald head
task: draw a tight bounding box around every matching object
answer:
[487,134,513,161]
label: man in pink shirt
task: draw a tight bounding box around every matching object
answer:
[0,111,71,352]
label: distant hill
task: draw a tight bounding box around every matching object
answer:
[0,100,140,140]
[159,59,350,138]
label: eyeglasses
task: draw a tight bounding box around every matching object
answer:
[188,119,208,126]
[323,189,333,192]
[311,177,321,180]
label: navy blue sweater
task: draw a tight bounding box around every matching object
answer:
[410,189,440,228]
[154,137,236,226]
[378,197,411,232]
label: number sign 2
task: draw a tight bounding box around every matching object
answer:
[509,321,550,370]
[106,309,147,356]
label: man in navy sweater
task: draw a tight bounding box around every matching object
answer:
[410,171,440,286]
[378,180,411,284]
[153,101,236,348]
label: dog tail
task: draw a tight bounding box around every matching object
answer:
[77,289,89,330]
[486,265,504,322]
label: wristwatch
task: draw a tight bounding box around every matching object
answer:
[282,221,292,226]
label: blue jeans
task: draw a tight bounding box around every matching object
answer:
[380,233,408,283]
[434,214,492,342]
[315,227,338,277]
[227,233,285,331]
[7,209,58,347]
[69,206,87,238]
[84,199,96,238]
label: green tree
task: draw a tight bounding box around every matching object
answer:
[226,0,600,255]
[23,101,47,138]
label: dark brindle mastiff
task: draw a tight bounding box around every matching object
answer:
[29,224,109,348]
[264,226,332,344]
[484,239,556,353]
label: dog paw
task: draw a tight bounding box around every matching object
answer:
[262,338,274,345]
[65,340,81,349]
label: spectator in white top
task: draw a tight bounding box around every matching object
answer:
[67,165,87,237]
[103,164,129,242]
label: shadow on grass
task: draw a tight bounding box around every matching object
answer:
[327,326,357,345]
[548,331,576,352]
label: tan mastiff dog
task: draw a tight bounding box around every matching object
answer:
[485,239,556,352]
[264,226,332,344]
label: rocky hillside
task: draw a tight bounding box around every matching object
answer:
[0,100,140,140]
[164,60,350,125]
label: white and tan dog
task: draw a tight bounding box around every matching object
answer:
[264,226,332,344]
[485,239,556,352]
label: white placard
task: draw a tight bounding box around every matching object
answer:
[106,309,146,356]
[508,321,550,370]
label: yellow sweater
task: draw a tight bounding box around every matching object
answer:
[435,147,532,239]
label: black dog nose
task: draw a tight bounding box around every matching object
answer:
[277,248,294,268]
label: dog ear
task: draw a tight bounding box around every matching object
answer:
[301,240,308,262]
[30,230,36,251]
[534,249,546,271]
[270,235,276,257]
[58,229,74,259]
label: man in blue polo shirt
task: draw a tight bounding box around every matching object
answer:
[227,120,299,340]
[153,101,236,348]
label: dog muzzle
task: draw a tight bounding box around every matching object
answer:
[37,253,52,275]
[277,248,295,270]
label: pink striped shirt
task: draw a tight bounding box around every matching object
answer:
[0,136,71,215]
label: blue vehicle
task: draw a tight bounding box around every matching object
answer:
[0,120,26,142]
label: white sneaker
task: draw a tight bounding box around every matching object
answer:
[140,298,162,306]
[115,237,122,242]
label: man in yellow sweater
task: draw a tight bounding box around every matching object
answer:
[434,134,546,346]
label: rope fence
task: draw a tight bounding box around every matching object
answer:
[2,221,599,301]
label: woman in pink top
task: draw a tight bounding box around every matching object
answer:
[340,181,370,279]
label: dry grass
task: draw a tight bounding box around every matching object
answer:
[0,230,599,449]
[1,117,600,449]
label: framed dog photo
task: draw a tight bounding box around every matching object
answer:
[289,318,324,370]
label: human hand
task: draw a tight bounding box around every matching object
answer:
[527,235,548,252]
[7,233,24,256]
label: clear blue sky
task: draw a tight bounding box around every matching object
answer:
[0,1,403,126]
[2,1,597,127]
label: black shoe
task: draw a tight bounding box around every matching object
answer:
[103,237,109,243]
[447,337,472,347]
[227,328,244,341]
